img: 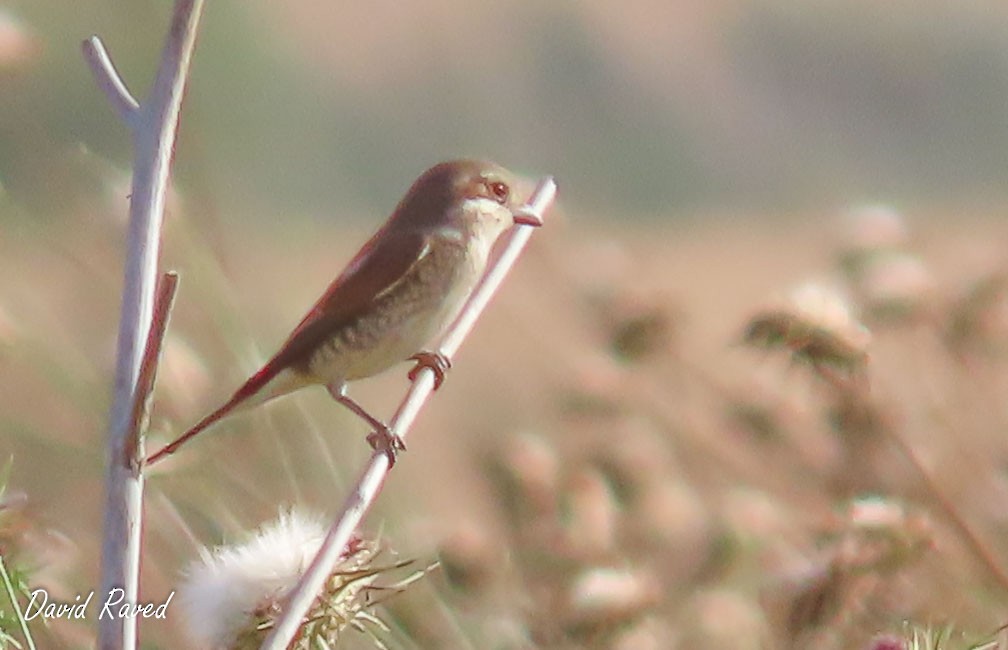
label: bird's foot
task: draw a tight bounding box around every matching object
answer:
[409,350,452,389]
[367,425,406,467]
[328,382,405,465]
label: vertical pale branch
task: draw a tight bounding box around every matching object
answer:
[260,177,557,650]
[84,3,204,648]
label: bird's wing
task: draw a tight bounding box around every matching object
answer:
[148,229,433,464]
[233,228,432,398]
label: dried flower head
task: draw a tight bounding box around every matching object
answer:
[866,633,907,650]
[494,432,560,521]
[745,282,871,375]
[840,204,908,262]
[783,497,932,643]
[720,487,797,554]
[946,271,1008,358]
[178,510,417,649]
[631,479,710,557]
[562,467,619,559]
[603,292,678,363]
[855,252,934,323]
[565,567,660,628]
[438,522,497,592]
[845,496,907,531]
[179,510,326,648]
[833,496,933,570]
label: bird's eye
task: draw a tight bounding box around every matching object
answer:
[488,181,510,204]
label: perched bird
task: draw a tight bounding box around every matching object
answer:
[147,159,540,465]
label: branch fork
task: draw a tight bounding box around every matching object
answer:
[84,5,555,649]
[84,3,205,649]
[82,36,140,127]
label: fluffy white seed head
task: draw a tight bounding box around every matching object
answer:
[178,510,325,649]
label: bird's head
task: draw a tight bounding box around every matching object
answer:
[392,160,541,242]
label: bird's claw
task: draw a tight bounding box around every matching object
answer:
[409,350,452,389]
[367,426,406,467]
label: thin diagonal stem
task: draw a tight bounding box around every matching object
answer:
[882,425,1008,593]
[260,176,557,650]
[0,554,36,650]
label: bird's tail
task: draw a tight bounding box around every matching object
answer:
[145,394,246,465]
[145,367,309,466]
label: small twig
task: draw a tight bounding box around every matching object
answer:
[259,176,557,650]
[835,374,1008,594]
[882,425,1008,593]
[81,36,140,126]
[124,272,179,470]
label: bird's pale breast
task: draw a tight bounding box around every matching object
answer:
[306,235,480,383]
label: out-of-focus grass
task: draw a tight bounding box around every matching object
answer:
[5,199,1008,647]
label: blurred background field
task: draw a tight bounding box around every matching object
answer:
[4,1,1008,648]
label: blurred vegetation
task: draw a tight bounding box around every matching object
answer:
[2,1,1008,222]
[4,1,1008,648]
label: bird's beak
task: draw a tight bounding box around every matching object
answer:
[512,207,543,227]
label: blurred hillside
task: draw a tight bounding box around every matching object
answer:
[2,1,1008,223]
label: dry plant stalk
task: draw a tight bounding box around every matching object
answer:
[124,273,180,464]
[83,2,205,647]
[260,177,557,649]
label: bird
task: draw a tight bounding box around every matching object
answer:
[146,159,540,466]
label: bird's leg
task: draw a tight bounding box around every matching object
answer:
[327,382,405,465]
[408,350,452,389]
